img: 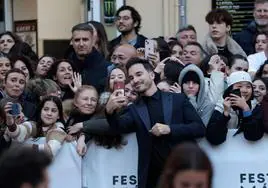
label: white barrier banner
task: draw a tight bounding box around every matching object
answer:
[82,133,138,188]
[199,130,268,188]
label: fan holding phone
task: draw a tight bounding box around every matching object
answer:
[206,71,264,145]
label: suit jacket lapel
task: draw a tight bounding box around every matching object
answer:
[162,92,173,125]
[135,99,151,131]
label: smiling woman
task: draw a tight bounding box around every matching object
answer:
[47,59,77,101]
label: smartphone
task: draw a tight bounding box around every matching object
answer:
[223,88,241,99]
[11,103,20,116]
[230,89,241,97]
[145,39,155,59]
[113,81,125,97]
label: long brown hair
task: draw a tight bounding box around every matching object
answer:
[158,142,213,188]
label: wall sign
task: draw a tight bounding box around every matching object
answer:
[14,20,38,53]
[212,0,254,35]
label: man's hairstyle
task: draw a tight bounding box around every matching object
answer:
[255,0,268,5]
[177,25,197,34]
[229,54,248,68]
[4,68,26,82]
[125,57,154,73]
[0,147,51,188]
[185,41,208,60]
[115,5,142,33]
[71,23,94,35]
[205,9,233,26]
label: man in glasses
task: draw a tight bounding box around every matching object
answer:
[109,5,147,53]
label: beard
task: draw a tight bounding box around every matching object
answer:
[255,19,268,27]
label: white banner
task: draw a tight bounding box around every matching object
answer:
[82,133,138,188]
[199,130,268,188]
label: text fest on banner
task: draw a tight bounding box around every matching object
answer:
[199,130,268,188]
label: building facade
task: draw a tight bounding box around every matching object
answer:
[1,0,212,56]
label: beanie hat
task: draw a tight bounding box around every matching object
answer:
[227,71,252,87]
[182,71,200,85]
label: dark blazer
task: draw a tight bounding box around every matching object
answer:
[108,34,147,53]
[106,91,205,188]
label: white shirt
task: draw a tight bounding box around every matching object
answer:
[247,51,267,72]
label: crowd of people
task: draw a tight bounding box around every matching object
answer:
[0,1,268,188]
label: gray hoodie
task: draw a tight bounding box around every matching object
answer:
[178,64,215,126]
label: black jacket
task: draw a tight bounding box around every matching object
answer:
[106,91,205,188]
[67,48,110,93]
[206,105,264,145]
[233,21,258,55]
[108,34,147,53]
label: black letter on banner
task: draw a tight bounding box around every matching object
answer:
[258,174,265,183]
[130,175,137,185]
[113,176,119,185]
[249,174,255,183]
[240,174,247,183]
[121,175,127,185]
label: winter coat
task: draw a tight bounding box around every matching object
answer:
[206,98,264,145]
[233,21,258,55]
[202,35,247,58]
[178,64,215,126]
[67,48,110,93]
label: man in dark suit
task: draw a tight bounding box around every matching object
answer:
[106,57,205,188]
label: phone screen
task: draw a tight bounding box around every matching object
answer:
[11,103,20,116]
[113,81,125,97]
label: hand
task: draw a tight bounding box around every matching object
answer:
[154,60,165,73]
[68,72,82,93]
[147,53,160,68]
[77,135,87,156]
[223,97,232,116]
[68,122,83,135]
[169,56,185,65]
[150,123,171,136]
[4,102,15,126]
[208,55,223,72]
[230,94,250,111]
[65,134,76,142]
[106,90,128,114]
[169,83,181,93]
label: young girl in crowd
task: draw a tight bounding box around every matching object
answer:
[206,71,264,145]
[159,143,213,188]
[254,32,267,53]
[255,60,268,78]
[178,64,215,126]
[253,77,268,104]
[5,95,66,157]
[168,40,183,60]
[35,55,56,78]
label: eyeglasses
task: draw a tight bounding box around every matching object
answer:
[115,16,131,22]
